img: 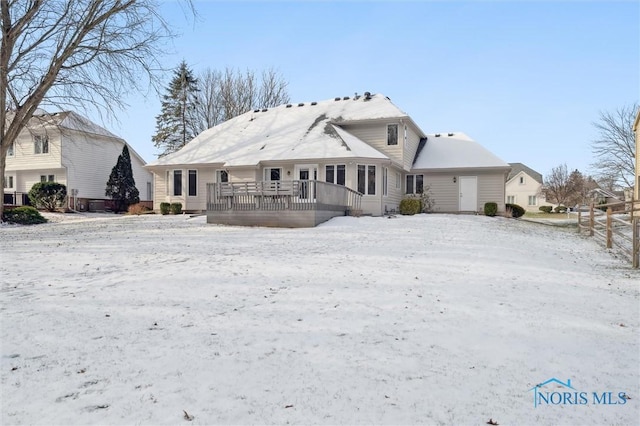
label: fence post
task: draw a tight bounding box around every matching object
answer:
[633,218,639,269]
[589,203,594,237]
[606,207,612,249]
[577,209,582,233]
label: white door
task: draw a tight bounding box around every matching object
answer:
[294,165,317,199]
[459,176,478,211]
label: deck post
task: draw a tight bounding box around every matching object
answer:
[589,203,594,237]
[633,218,639,269]
[606,207,612,249]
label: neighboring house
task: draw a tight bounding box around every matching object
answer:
[146,93,510,226]
[4,111,152,211]
[634,108,640,207]
[505,163,553,212]
[589,188,624,206]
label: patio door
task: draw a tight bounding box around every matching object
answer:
[295,165,317,200]
[459,176,478,211]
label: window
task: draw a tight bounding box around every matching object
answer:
[519,176,525,184]
[325,164,345,185]
[166,171,170,195]
[396,172,401,189]
[387,124,398,145]
[173,170,182,196]
[264,167,281,181]
[357,165,376,195]
[406,174,424,194]
[188,170,197,196]
[528,195,537,206]
[147,182,152,200]
[8,143,14,156]
[507,195,516,204]
[216,170,229,183]
[40,175,54,182]
[382,168,388,196]
[4,176,13,189]
[34,135,49,154]
[404,125,408,144]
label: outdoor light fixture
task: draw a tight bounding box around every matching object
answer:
[453,176,457,183]
[287,170,291,176]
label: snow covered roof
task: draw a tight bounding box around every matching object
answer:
[412,132,510,170]
[147,93,409,167]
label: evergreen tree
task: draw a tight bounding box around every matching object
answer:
[152,61,199,156]
[105,145,140,213]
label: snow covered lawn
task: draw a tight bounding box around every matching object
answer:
[1,213,638,425]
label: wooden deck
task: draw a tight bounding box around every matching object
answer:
[206,180,362,227]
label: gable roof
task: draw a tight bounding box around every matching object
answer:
[507,163,543,184]
[411,132,510,170]
[147,93,411,167]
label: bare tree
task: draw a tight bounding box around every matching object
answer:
[543,163,574,207]
[192,67,290,134]
[591,103,638,189]
[0,0,192,219]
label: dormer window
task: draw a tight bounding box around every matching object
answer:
[387,124,398,145]
[34,135,49,154]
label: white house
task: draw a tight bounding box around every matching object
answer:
[4,111,152,211]
[146,93,511,226]
[505,163,553,212]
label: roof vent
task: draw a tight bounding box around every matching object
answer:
[448,132,454,136]
[261,108,267,112]
[364,91,371,100]
[435,133,441,137]
[297,103,304,107]
[311,101,317,105]
[343,96,350,100]
[286,104,292,108]
[334,97,341,101]
[253,109,260,113]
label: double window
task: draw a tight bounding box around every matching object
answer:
[357,165,376,195]
[4,176,14,189]
[40,175,54,182]
[387,124,398,145]
[34,135,49,154]
[528,195,537,206]
[325,165,345,185]
[507,195,516,204]
[406,174,424,194]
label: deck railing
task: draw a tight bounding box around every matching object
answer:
[206,180,362,214]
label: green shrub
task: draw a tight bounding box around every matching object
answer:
[484,202,498,217]
[159,202,170,215]
[2,206,47,225]
[554,205,567,213]
[506,203,525,218]
[538,205,553,214]
[28,182,67,212]
[170,202,182,215]
[399,197,422,215]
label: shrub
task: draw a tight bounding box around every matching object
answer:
[538,205,553,214]
[484,202,498,217]
[170,202,182,215]
[418,185,436,213]
[127,203,150,215]
[159,202,170,215]
[2,206,47,225]
[554,205,567,213]
[399,197,422,215]
[506,203,525,218]
[28,182,67,212]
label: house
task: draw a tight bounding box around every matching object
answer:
[145,93,510,226]
[634,108,640,208]
[505,163,553,212]
[4,110,152,211]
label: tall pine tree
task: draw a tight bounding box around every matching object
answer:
[106,145,140,213]
[152,61,199,156]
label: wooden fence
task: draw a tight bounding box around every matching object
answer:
[577,200,640,268]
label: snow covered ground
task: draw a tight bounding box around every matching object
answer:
[1,213,638,425]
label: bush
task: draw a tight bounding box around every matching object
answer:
[2,206,47,225]
[506,203,525,218]
[484,202,498,217]
[399,197,422,215]
[28,182,67,212]
[538,205,553,214]
[554,205,567,213]
[170,202,182,215]
[159,202,170,215]
[127,203,151,215]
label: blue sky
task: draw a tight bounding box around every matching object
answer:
[107,0,639,178]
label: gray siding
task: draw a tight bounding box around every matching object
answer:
[422,171,507,213]
[341,122,403,163]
